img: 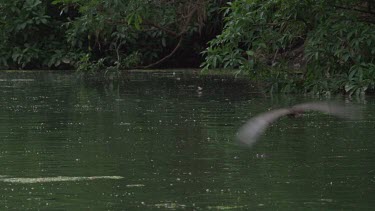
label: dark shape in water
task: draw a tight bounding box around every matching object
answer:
[237,102,360,147]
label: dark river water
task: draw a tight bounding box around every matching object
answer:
[0,71,374,210]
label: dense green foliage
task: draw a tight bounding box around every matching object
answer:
[202,0,375,95]
[0,0,80,69]
[0,0,225,76]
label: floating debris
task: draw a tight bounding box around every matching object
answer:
[153,202,186,209]
[0,176,123,184]
[10,79,35,82]
[126,184,145,187]
[207,205,247,210]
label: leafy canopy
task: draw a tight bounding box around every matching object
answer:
[202,0,375,95]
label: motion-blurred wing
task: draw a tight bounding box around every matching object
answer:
[236,108,291,147]
[292,102,360,119]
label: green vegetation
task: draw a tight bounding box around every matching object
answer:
[202,0,375,95]
[1,0,374,94]
[0,0,78,69]
[0,0,225,74]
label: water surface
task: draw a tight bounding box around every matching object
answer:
[0,71,374,210]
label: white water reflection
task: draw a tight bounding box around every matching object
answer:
[0,176,123,184]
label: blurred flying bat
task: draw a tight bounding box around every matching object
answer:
[236,102,360,147]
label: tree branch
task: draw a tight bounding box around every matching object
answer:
[137,36,183,69]
[333,5,375,15]
[106,0,206,69]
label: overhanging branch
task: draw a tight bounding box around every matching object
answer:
[137,36,183,69]
[333,5,375,15]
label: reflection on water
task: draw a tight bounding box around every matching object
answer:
[0,71,374,210]
[0,176,123,184]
